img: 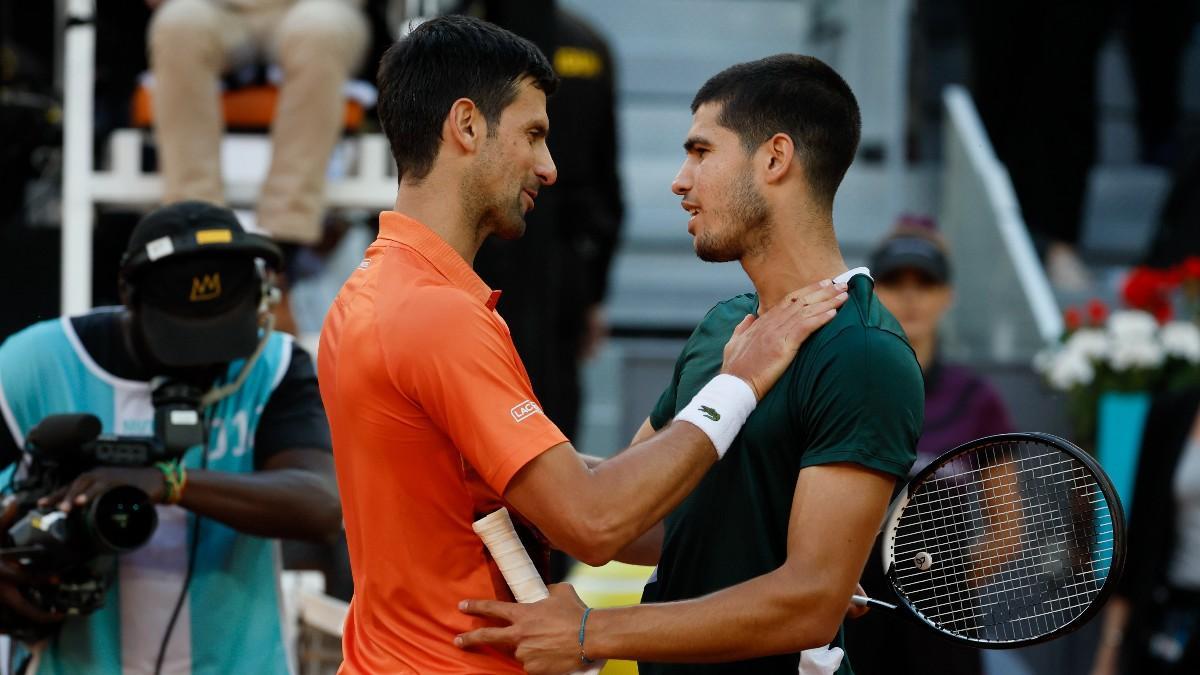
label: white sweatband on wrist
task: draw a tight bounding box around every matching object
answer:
[673,374,758,459]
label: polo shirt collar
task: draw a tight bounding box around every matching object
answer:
[834,266,873,285]
[378,211,501,310]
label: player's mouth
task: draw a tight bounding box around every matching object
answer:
[521,188,538,212]
[682,200,701,233]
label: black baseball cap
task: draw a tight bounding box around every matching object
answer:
[120,202,283,368]
[869,233,951,284]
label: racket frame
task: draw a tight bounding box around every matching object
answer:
[878,432,1126,649]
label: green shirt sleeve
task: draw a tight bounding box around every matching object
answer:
[798,326,923,479]
[649,345,686,431]
[648,302,732,430]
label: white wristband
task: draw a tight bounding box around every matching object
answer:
[674,374,757,459]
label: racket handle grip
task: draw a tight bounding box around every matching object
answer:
[473,508,550,603]
[473,509,603,675]
[851,594,898,611]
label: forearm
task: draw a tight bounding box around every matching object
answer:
[608,423,665,566]
[591,464,888,661]
[586,567,842,662]
[613,522,663,566]
[179,466,341,541]
[567,422,715,563]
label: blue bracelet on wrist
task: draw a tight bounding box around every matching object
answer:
[578,607,596,666]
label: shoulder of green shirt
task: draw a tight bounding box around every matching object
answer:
[785,276,922,478]
[699,292,757,329]
[801,274,910,355]
[672,292,759,364]
[794,331,923,478]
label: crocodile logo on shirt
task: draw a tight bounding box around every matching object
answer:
[699,405,720,422]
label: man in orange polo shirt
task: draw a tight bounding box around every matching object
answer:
[318,15,848,674]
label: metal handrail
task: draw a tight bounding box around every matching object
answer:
[941,84,1063,351]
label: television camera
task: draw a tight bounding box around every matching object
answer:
[0,381,204,640]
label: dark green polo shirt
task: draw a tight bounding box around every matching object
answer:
[641,273,923,675]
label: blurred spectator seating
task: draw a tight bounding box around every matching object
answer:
[86,75,393,213]
[130,73,368,132]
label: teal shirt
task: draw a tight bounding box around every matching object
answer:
[0,310,295,675]
[642,274,923,675]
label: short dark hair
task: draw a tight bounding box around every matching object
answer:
[376,15,558,182]
[692,54,861,206]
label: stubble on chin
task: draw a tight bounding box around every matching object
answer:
[495,193,528,240]
[695,228,741,263]
[461,167,527,241]
[695,174,771,263]
[479,195,526,241]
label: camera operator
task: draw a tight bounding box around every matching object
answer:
[0,201,340,674]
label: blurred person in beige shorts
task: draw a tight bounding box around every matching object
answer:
[146,0,368,246]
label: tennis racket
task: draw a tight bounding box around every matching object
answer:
[850,432,1125,649]
[473,508,604,674]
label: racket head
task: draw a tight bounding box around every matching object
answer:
[881,432,1126,648]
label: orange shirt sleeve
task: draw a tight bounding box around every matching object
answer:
[388,288,568,494]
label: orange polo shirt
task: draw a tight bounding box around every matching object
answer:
[318,211,568,674]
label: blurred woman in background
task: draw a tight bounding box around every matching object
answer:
[843,217,1014,675]
[871,218,1014,469]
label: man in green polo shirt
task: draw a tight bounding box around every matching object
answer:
[457,54,923,675]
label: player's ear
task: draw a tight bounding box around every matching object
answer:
[445,98,486,154]
[762,133,795,185]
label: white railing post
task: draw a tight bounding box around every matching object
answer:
[61,0,96,315]
[883,0,910,219]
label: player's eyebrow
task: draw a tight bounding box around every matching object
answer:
[683,135,713,152]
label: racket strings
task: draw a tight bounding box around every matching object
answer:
[893,543,1114,615]
[893,480,1108,549]
[892,480,1114,570]
[914,588,1102,633]
[893,514,1115,588]
[896,454,1097,562]
[917,564,1111,631]
[889,440,1117,643]
[901,447,1111,639]
[911,451,1073,502]
[914,452,1108,638]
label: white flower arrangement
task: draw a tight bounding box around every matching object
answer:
[1036,307,1200,452]
[1106,310,1159,341]
[1160,321,1200,363]
[1043,347,1095,390]
[1045,263,1200,452]
[1065,328,1109,362]
[1036,310,1197,393]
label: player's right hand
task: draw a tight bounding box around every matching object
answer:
[721,278,848,400]
[457,583,588,675]
[845,584,870,620]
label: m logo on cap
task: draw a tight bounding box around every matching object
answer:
[190,273,222,302]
